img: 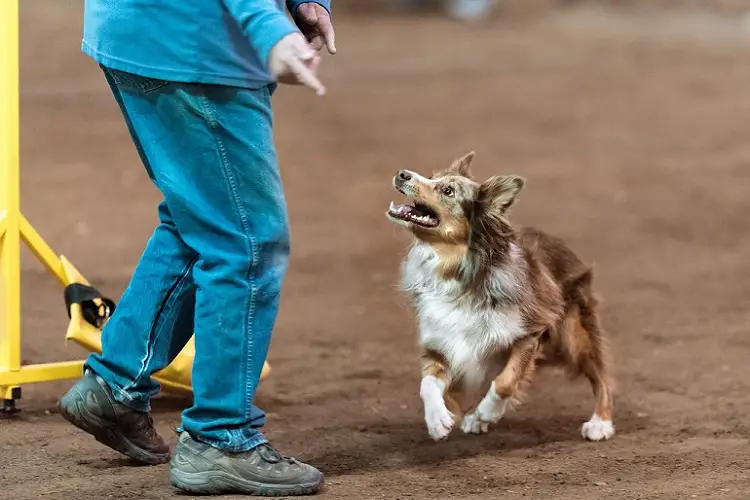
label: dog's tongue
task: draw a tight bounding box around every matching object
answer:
[388,201,438,227]
[389,201,423,217]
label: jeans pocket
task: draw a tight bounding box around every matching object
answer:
[105,67,171,95]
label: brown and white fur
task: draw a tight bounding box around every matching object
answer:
[386,151,614,442]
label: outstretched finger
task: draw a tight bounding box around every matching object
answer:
[316,15,337,54]
[288,57,326,96]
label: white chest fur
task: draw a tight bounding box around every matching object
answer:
[401,243,527,389]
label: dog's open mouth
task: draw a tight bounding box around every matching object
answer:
[388,200,439,227]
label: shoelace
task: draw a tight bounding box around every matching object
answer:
[131,413,160,439]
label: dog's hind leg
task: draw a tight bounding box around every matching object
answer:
[460,335,539,435]
[577,307,615,441]
[565,270,615,441]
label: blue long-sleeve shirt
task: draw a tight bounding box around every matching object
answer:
[82,0,330,88]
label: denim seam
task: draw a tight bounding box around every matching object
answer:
[146,252,199,375]
[122,251,198,397]
[197,93,260,424]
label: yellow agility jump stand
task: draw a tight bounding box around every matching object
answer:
[0,1,269,412]
[0,0,84,411]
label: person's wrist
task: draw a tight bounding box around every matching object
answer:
[255,14,299,67]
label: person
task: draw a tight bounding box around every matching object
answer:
[57,0,335,496]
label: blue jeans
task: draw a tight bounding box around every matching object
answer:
[85,66,289,452]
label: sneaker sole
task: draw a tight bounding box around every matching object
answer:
[170,469,325,497]
[58,388,170,466]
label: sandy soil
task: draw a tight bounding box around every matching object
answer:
[3,2,750,499]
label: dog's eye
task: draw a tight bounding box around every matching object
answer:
[442,186,455,197]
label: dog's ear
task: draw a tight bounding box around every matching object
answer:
[477,175,525,215]
[448,151,475,178]
[435,151,475,179]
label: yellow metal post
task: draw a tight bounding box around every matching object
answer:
[0,0,86,406]
[0,0,23,402]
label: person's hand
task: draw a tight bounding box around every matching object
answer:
[295,3,337,54]
[268,32,326,96]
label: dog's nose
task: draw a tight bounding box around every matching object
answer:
[397,170,412,181]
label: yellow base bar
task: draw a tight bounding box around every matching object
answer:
[0,361,84,394]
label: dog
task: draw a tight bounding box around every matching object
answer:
[386,151,614,442]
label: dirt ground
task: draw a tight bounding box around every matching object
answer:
[3,2,750,499]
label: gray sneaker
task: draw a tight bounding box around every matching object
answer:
[57,370,170,465]
[169,432,325,496]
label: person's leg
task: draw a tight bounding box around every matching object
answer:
[58,69,200,465]
[86,68,321,494]
[86,200,198,407]
[84,67,201,393]
[167,84,287,453]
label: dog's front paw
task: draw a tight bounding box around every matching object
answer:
[475,391,508,424]
[582,413,615,441]
[425,404,455,441]
[460,412,489,434]
[461,392,508,435]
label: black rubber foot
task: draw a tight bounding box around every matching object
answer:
[0,399,20,417]
[0,388,22,417]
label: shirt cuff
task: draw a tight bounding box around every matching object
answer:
[249,10,299,66]
[287,0,332,22]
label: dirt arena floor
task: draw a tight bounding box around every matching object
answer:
[3,2,750,499]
